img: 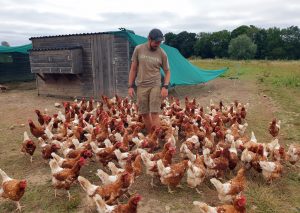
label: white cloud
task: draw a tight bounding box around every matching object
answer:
[0,0,299,45]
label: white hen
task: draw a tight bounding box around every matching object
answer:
[96,169,117,185]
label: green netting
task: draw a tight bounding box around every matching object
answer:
[0,52,34,83]
[0,44,32,54]
[114,31,228,86]
[0,44,34,82]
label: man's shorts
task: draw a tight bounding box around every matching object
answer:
[137,86,161,115]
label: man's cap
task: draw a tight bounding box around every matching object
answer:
[148,28,164,42]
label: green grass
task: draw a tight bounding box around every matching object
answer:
[191,59,300,87]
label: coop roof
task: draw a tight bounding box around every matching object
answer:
[29,46,83,52]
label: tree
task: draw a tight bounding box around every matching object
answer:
[281,26,300,59]
[253,29,268,59]
[231,25,267,59]
[164,31,196,58]
[1,41,10,47]
[165,25,300,59]
[265,27,285,59]
[228,34,257,59]
[210,30,231,58]
[174,31,196,58]
[231,25,251,39]
[194,32,214,58]
[164,32,177,47]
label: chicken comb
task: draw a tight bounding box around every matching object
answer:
[83,150,93,157]
[27,140,34,145]
[52,143,60,149]
[78,157,86,165]
[236,194,246,207]
[122,171,129,176]
[115,141,122,147]
[168,146,176,153]
[134,193,142,201]
[20,179,27,188]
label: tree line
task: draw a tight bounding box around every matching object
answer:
[164,25,300,60]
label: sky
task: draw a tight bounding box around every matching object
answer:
[1,0,300,46]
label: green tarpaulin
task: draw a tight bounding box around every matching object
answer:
[115,31,228,86]
[0,44,32,54]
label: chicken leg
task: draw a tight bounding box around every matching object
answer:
[150,178,157,187]
[67,190,71,201]
[167,185,175,194]
[176,184,184,189]
[15,201,24,212]
[195,188,203,194]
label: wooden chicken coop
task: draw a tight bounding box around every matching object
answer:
[29,31,133,98]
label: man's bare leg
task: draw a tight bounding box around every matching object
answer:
[151,112,160,128]
[142,113,152,133]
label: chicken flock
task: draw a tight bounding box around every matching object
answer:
[1,95,300,213]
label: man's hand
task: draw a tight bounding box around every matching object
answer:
[161,87,168,98]
[128,88,135,98]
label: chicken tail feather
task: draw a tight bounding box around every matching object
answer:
[157,160,165,176]
[93,194,107,213]
[210,178,223,193]
[0,169,11,183]
[193,201,210,213]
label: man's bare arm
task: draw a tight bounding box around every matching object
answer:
[128,61,138,86]
[162,69,170,85]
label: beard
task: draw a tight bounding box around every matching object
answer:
[150,45,158,51]
[150,43,159,51]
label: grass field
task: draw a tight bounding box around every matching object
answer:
[0,59,299,212]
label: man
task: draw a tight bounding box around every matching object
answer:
[128,28,171,133]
